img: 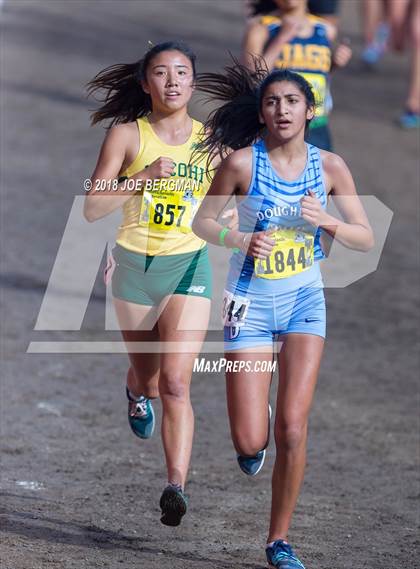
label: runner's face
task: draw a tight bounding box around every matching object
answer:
[274,0,307,11]
[260,81,314,141]
[143,50,194,112]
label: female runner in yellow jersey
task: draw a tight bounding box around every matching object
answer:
[84,41,220,527]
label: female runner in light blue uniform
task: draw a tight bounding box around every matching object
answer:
[193,65,373,568]
[223,138,327,350]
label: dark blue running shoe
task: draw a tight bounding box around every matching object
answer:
[159,484,188,526]
[237,449,266,476]
[126,387,155,439]
[266,539,305,569]
[237,404,271,475]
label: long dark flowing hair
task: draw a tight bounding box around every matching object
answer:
[195,57,315,167]
[86,41,197,127]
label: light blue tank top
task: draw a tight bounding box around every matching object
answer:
[230,140,327,285]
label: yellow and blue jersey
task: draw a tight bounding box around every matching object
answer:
[261,14,332,120]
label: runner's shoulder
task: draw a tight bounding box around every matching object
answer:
[320,149,352,192]
[224,147,253,172]
[320,149,347,174]
[107,121,138,141]
[308,14,337,41]
[245,15,272,36]
[104,121,139,153]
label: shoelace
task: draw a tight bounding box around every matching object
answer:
[131,397,148,417]
[270,540,304,567]
[272,540,293,557]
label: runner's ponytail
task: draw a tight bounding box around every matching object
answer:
[87,60,147,126]
[195,58,316,168]
[195,57,268,164]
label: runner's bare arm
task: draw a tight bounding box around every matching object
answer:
[325,20,337,43]
[301,152,374,251]
[262,17,310,71]
[84,125,174,222]
[84,124,136,221]
[242,20,271,70]
[192,150,249,247]
[208,146,239,230]
[192,149,275,257]
[325,20,352,70]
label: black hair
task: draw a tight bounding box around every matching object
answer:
[247,0,278,16]
[86,41,197,127]
[195,57,315,165]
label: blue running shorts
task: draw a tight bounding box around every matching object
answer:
[223,262,326,351]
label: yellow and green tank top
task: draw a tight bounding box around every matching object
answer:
[260,14,332,123]
[116,117,211,256]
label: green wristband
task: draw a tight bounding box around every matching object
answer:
[219,227,230,247]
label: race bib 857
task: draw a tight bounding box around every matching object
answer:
[139,187,201,234]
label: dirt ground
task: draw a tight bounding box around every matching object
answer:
[0,1,419,568]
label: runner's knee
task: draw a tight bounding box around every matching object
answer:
[232,431,268,457]
[159,370,189,402]
[274,422,307,452]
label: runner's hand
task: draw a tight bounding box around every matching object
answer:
[241,230,276,259]
[277,16,303,42]
[332,42,352,68]
[221,207,239,230]
[140,157,176,180]
[301,190,328,227]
